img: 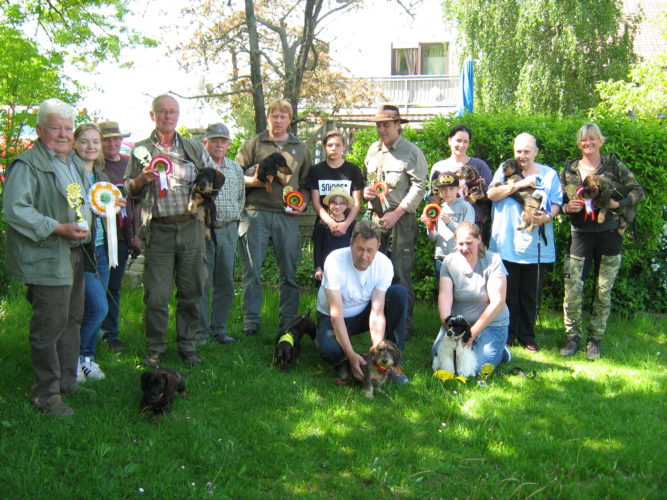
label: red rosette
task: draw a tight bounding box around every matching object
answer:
[284,190,305,209]
[148,155,173,175]
[422,203,441,231]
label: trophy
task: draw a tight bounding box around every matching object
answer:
[66,183,89,230]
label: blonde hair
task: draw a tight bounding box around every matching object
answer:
[455,221,487,257]
[577,122,605,145]
[267,99,293,120]
[73,123,105,168]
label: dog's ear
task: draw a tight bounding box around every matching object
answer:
[140,371,154,391]
[213,170,225,190]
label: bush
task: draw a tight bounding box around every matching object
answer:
[348,112,667,314]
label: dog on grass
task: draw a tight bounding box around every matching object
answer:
[187,167,225,240]
[432,315,477,377]
[361,339,401,399]
[140,368,187,418]
[272,314,317,371]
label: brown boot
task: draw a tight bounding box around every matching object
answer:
[586,337,601,361]
[560,334,580,357]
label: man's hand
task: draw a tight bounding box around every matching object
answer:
[54,223,90,241]
[348,351,367,381]
[379,207,404,230]
[363,186,377,201]
[244,164,270,188]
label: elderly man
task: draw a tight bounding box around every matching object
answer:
[316,221,409,384]
[4,98,93,416]
[125,94,215,367]
[235,98,312,336]
[363,104,427,336]
[98,120,141,353]
[197,123,245,345]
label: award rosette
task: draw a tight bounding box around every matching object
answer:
[148,155,173,198]
[283,185,304,212]
[89,182,122,268]
[373,180,390,212]
[576,185,596,221]
[422,203,441,231]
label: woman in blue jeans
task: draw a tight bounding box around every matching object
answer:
[432,222,511,374]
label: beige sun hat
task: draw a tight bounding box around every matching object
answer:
[323,186,355,207]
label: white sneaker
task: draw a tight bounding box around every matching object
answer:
[76,359,86,383]
[81,357,106,380]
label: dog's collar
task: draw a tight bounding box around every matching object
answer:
[278,332,294,346]
[374,361,390,373]
[465,177,483,187]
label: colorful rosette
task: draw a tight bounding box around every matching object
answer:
[149,155,173,197]
[284,190,305,210]
[422,203,442,231]
[89,182,121,217]
[373,180,390,211]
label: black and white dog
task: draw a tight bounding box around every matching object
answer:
[432,315,477,377]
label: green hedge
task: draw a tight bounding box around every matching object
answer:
[347,112,667,315]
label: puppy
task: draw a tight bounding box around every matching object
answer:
[188,167,226,240]
[580,174,615,224]
[140,368,187,418]
[272,314,316,371]
[257,152,292,193]
[361,339,401,399]
[457,165,488,204]
[501,159,545,234]
[432,315,478,378]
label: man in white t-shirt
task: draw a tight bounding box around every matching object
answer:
[316,220,409,385]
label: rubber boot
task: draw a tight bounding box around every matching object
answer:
[560,334,581,357]
[587,337,601,361]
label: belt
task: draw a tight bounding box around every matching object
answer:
[153,214,195,224]
[214,220,239,229]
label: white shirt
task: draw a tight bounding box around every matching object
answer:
[317,246,394,317]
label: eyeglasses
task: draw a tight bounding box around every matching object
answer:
[154,109,179,116]
[329,200,348,206]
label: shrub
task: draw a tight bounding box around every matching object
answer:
[348,112,667,314]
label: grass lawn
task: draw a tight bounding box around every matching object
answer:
[0,282,665,499]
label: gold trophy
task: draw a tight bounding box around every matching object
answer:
[66,183,89,230]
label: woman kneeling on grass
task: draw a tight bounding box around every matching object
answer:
[432,222,511,375]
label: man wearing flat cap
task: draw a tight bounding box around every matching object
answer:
[197,123,245,346]
[98,120,140,353]
[363,104,427,337]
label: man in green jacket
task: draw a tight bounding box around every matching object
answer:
[4,98,93,417]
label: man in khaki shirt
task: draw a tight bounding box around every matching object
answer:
[363,104,427,335]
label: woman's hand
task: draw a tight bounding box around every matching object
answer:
[564,199,584,214]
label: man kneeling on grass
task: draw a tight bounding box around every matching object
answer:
[316,220,409,385]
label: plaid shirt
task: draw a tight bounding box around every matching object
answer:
[213,157,245,224]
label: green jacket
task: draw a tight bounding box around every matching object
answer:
[235,131,312,212]
[560,154,645,233]
[4,141,92,286]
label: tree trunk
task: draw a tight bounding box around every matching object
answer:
[245,0,266,134]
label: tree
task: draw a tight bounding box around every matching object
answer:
[443,0,639,114]
[173,0,380,134]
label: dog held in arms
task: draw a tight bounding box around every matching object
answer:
[457,164,491,222]
[272,313,317,371]
[140,368,187,418]
[432,315,478,377]
[246,152,292,193]
[361,339,401,399]
[501,159,544,234]
[187,167,225,240]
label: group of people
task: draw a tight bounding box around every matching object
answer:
[4,95,643,416]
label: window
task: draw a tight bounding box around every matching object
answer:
[391,42,448,76]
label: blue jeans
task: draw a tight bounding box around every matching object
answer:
[317,284,408,366]
[199,222,239,337]
[101,239,130,341]
[431,323,508,375]
[80,245,110,357]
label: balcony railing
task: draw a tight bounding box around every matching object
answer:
[366,75,460,109]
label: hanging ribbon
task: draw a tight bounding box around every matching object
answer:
[89,182,122,268]
[576,186,596,221]
[373,180,390,212]
[422,203,441,231]
[149,155,173,198]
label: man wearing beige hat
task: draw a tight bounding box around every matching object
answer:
[98,120,141,353]
[363,104,427,337]
[197,123,245,345]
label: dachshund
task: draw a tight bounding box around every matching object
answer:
[501,159,546,235]
[457,165,488,204]
[580,174,616,225]
[140,368,187,418]
[272,314,317,371]
[256,152,292,193]
[361,339,401,399]
[188,167,225,240]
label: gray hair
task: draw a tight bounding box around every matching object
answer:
[514,132,538,151]
[351,220,381,243]
[151,94,178,112]
[38,98,75,126]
